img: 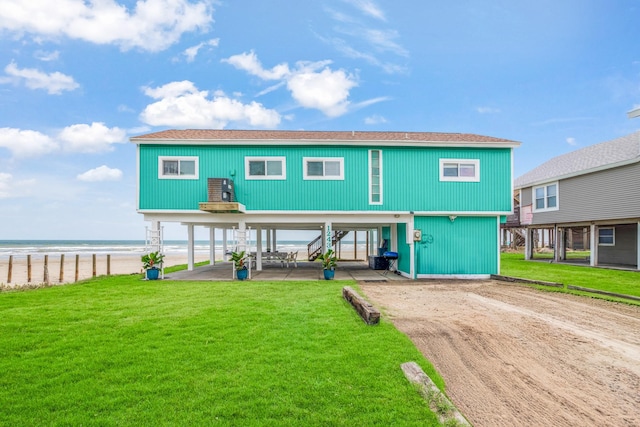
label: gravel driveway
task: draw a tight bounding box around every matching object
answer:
[359,280,640,427]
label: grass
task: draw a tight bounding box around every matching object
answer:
[501,252,640,301]
[0,276,443,426]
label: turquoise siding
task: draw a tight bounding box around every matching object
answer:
[139,144,513,212]
[414,216,498,275]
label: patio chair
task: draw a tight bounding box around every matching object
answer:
[281,251,299,268]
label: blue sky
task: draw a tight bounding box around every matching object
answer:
[1,0,639,240]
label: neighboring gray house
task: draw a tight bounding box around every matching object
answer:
[513,130,640,269]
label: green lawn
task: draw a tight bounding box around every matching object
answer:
[501,252,640,300]
[0,276,443,426]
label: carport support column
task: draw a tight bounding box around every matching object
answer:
[209,227,216,265]
[187,224,195,271]
[590,224,598,267]
[256,227,263,271]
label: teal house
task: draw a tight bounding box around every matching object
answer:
[132,130,519,279]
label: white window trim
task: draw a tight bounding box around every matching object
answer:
[245,156,287,180]
[598,227,615,246]
[439,159,480,182]
[532,182,559,212]
[303,157,344,180]
[369,149,383,205]
[158,156,199,180]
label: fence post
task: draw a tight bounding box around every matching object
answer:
[7,255,12,283]
[75,254,79,282]
[27,254,32,282]
[92,254,96,277]
[59,254,65,283]
[44,255,50,285]
[107,254,111,276]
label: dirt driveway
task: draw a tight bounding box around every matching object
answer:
[359,280,640,427]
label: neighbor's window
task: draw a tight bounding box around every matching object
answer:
[533,182,558,211]
[158,156,198,179]
[598,227,615,246]
[369,150,382,204]
[245,157,286,180]
[303,157,344,180]
[439,159,480,182]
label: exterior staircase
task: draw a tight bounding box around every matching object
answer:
[307,230,350,261]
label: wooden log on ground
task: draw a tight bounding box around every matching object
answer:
[342,286,380,325]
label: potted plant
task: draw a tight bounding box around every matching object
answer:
[141,251,164,280]
[230,250,249,280]
[316,249,337,280]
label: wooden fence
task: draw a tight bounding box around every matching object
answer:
[3,254,114,286]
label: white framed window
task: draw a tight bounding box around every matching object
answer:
[369,150,382,204]
[245,156,286,180]
[303,157,344,180]
[598,227,615,246]
[158,156,198,179]
[533,182,559,212]
[439,159,480,182]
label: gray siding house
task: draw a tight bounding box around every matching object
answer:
[514,131,640,269]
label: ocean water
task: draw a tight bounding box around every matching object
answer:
[0,240,318,260]
[0,239,371,261]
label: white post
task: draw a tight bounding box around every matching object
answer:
[256,227,263,271]
[590,224,597,267]
[209,227,216,265]
[554,226,561,262]
[266,229,271,252]
[272,229,277,252]
[222,229,228,261]
[187,224,195,271]
[324,222,333,253]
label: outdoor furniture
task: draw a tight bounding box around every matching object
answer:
[281,251,298,268]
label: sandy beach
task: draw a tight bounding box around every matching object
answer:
[0,253,212,289]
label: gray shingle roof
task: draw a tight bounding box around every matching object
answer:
[515,131,640,188]
[131,129,519,145]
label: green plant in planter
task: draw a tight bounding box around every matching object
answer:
[317,249,337,280]
[141,251,165,280]
[141,251,165,270]
[230,251,249,280]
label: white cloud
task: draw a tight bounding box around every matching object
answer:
[0,172,12,198]
[181,38,219,62]
[0,0,213,52]
[140,81,281,128]
[476,106,501,114]
[0,127,59,158]
[566,137,578,146]
[222,51,291,80]
[77,165,123,182]
[58,122,127,153]
[2,61,79,94]
[224,52,358,117]
[287,64,357,117]
[0,173,37,199]
[344,0,386,21]
[34,50,60,61]
[364,114,387,125]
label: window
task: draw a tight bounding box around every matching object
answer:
[598,227,615,246]
[303,157,344,180]
[533,182,559,211]
[439,159,480,182]
[245,157,286,180]
[158,156,198,179]
[369,150,382,204]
